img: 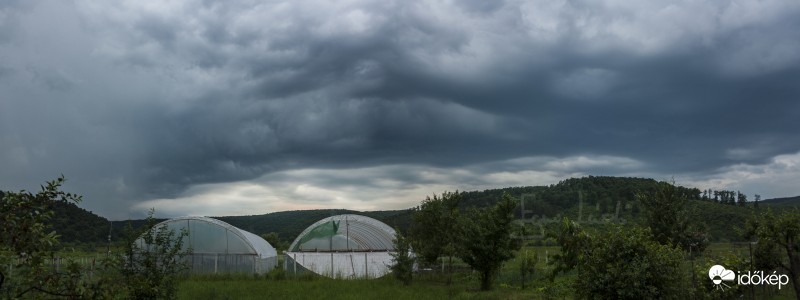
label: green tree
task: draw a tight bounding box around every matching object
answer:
[689,253,746,299]
[389,228,415,285]
[108,209,190,299]
[744,209,800,299]
[552,220,686,299]
[0,176,102,299]
[737,191,747,207]
[261,232,289,253]
[1,178,190,299]
[636,180,708,254]
[409,191,460,278]
[456,192,521,290]
[549,218,592,278]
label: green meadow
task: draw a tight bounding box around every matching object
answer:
[177,244,796,300]
[178,249,564,300]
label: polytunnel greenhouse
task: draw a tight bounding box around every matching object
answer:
[136,216,277,274]
[284,214,397,279]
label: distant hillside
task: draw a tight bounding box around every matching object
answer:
[759,195,800,207]
[462,176,668,217]
[456,176,756,242]
[47,200,111,247]
[1,189,111,248]
[33,176,795,246]
[202,176,760,243]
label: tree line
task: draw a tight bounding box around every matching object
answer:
[389,180,800,298]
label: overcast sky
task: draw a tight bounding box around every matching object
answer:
[1,0,799,220]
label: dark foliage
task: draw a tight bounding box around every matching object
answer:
[636,181,709,253]
[46,200,111,247]
[0,177,121,299]
[389,229,415,285]
[552,219,686,299]
[456,193,522,290]
[409,191,461,267]
[744,209,800,299]
[113,210,190,300]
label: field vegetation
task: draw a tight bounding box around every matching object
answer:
[176,243,797,300]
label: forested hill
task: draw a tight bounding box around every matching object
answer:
[759,195,800,207]
[461,176,675,217]
[211,176,800,243]
[6,176,799,246]
[148,176,799,244]
[458,176,798,242]
[48,200,112,246]
[0,190,111,247]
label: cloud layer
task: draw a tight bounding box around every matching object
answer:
[1,0,799,219]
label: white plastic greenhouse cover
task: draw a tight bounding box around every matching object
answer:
[285,252,394,279]
[285,214,397,279]
[152,216,277,258]
[287,214,396,252]
[139,216,277,274]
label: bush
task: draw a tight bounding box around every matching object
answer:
[578,226,685,299]
[267,267,287,281]
[0,177,102,299]
[744,209,800,299]
[104,209,190,299]
[390,229,415,285]
[688,253,746,299]
[552,219,687,299]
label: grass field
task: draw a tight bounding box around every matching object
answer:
[179,276,544,300]
[176,244,799,299]
[178,246,568,299]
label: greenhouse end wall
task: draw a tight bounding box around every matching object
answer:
[283,252,393,279]
[284,214,397,279]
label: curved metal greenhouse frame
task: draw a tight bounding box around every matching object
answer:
[284,214,397,279]
[136,216,277,274]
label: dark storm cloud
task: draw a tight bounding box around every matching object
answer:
[0,66,14,79]
[27,66,77,91]
[2,0,800,218]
